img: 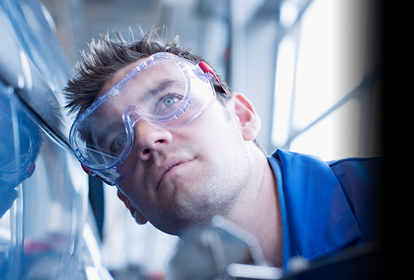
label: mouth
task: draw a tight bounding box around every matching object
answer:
[154,157,193,191]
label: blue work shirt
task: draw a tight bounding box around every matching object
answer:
[267,149,382,270]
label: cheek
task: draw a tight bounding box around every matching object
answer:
[117,180,147,209]
[185,104,240,147]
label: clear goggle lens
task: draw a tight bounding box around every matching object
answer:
[69,52,217,185]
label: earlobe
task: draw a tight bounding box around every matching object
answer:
[231,93,261,141]
[117,189,148,225]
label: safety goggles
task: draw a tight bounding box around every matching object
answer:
[69,52,227,185]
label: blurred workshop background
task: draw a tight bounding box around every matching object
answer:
[38,0,383,278]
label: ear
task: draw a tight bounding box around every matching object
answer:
[117,189,148,225]
[229,93,261,141]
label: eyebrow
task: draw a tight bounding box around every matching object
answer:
[138,79,176,103]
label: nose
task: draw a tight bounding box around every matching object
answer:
[133,120,172,161]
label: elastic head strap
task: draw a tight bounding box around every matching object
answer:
[198,61,229,95]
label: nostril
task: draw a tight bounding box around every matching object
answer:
[143,148,151,154]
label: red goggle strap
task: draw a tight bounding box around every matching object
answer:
[81,164,102,180]
[198,61,229,95]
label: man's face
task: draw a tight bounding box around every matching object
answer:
[102,58,255,235]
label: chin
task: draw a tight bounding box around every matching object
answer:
[152,206,217,236]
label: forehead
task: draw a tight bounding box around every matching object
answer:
[98,57,186,101]
[99,58,147,99]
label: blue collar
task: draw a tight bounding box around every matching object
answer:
[268,149,361,269]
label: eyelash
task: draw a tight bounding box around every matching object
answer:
[154,93,182,114]
[159,93,182,104]
[163,95,179,106]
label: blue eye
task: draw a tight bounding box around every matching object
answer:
[153,93,183,115]
[116,136,126,147]
[112,135,127,153]
[163,96,179,106]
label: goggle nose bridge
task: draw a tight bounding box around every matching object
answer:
[122,105,144,129]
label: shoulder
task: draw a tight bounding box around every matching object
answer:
[327,157,384,192]
[267,149,383,264]
[327,157,383,174]
[269,149,383,181]
[327,157,383,244]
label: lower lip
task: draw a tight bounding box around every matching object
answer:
[158,160,192,191]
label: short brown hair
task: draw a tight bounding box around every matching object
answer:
[64,28,230,117]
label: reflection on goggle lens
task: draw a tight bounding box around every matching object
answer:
[0,96,39,188]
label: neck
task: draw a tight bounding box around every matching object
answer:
[227,145,283,267]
